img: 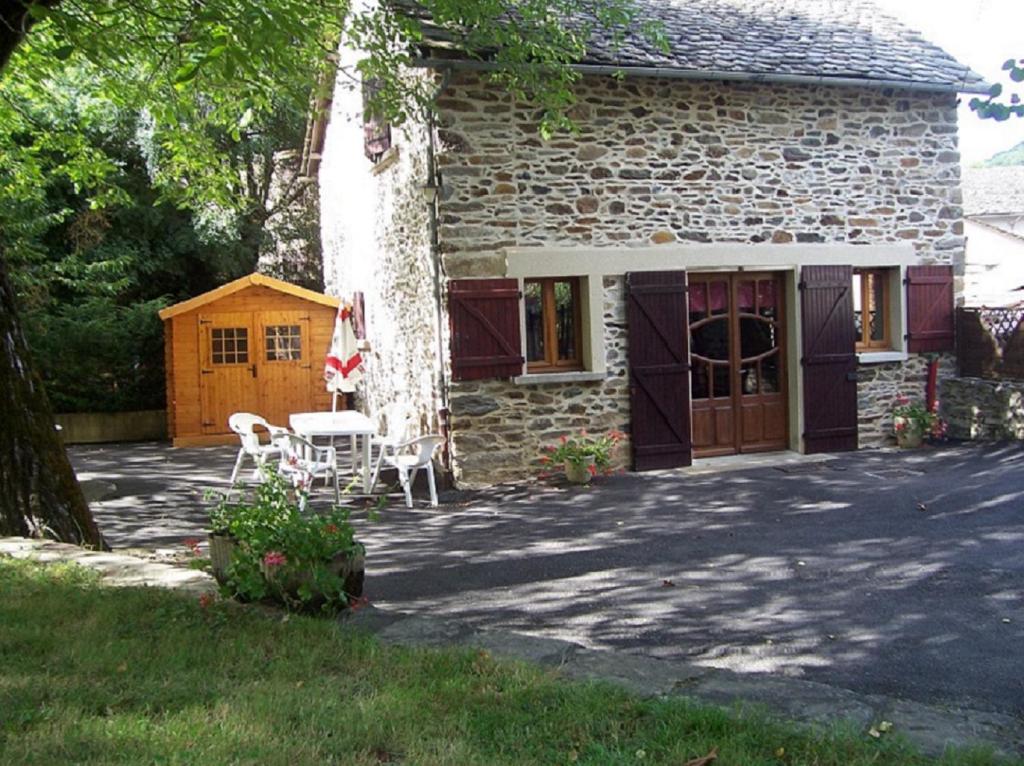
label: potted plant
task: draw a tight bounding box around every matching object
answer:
[892,396,945,448]
[207,469,367,612]
[541,429,624,484]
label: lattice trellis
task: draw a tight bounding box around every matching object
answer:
[979,309,1024,350]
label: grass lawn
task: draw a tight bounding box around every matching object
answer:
[0,558,1018,766]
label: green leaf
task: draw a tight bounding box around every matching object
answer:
[25,4,51,20]
[53,45,75,61]
[173,62,200,85]
[989,83,1003,98]
[1003,58,1016,71]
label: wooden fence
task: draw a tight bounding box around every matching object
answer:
[957,307,1024,379]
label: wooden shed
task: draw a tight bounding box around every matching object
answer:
[159,273,339,446]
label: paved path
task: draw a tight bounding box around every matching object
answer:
[70,442,1024,724]
[357,444,1024,720]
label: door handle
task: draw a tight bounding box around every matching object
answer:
[250,364,258,378]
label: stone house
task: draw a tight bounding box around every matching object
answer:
[962,166,1024,307]
[319,0,986,486]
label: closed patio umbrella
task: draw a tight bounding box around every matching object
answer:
[324,301,364,409]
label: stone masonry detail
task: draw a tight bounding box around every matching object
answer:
[434,73,964,485]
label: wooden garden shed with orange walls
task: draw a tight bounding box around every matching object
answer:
[159,273,339,447]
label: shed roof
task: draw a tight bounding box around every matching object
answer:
[416,0,987,94]
[158,273,340,320]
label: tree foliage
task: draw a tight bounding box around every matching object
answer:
[0,0,652,547]
[970,58,1024,121]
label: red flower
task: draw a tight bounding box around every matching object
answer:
[324,523,339,534]
[560,435,568,444]
[263,551,287,567]
[539,455,551,464]
[349,595,370,612]
[183,538,202,556]
[587,463,597,476]
[198,593,215,609]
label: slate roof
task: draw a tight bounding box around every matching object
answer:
[418,0,987,93]
[962,167,1024,216]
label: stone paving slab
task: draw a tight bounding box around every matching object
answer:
[6,536,1023,760]
[0,537,216,595]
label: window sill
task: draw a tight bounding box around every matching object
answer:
[513,371,606,385]
[857,350,908,365]
[370,147,399,176]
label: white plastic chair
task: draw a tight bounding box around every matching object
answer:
[276,433,340,510]
[381,435,443,508]
[228,412,290,485]
[369,402,416,490]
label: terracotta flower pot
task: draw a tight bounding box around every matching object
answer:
[565,456,596,484]
[894,417,924,449]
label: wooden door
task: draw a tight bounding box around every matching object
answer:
[737,274,788,452]
[689,273,788,457]
[800,265,858,453]
[627,271,693,471]
[199,312,259,434]
[258,310,313,425]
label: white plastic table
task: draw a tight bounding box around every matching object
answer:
[289,411,377,493]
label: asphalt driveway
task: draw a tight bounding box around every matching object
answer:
[71,441,1024,717]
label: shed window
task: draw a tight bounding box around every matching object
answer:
[524,277,582,372]
[853,268,892,351]
[211,328,249,364]
[265,325,302,361]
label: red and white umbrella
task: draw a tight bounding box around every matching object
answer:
[324,301,364,396]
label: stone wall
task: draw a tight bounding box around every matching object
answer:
[436,74,963,273]
[449,276,631,486]
[435,73,964,484]
[941,377,1024,441]
[857,353,955,446]
[319,69,444,438]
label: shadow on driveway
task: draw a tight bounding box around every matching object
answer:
[71,441,1024,717]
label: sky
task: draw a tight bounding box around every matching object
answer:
[874,0,1024,165]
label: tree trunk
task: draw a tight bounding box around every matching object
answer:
[0,254,106,548]
[0,1,105,548]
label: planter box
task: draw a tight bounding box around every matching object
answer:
[208,533,237,585]
[55,410,167,444]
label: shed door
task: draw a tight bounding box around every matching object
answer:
[258,311,312,425]
[199,312,259,434]
[627,271,693,471]
[800,265,858,453]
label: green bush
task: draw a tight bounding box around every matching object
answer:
[209,471,365,613]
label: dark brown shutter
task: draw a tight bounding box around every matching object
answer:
[627,271,692,470]
[362,77,391,161]
[907,265,954,353]
[352,291,366,340]
[800,265,858,454]
[449,278,523,381]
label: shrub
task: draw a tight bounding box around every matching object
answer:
[208,470,364,613]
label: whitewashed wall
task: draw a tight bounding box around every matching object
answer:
[318,48,443,437]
